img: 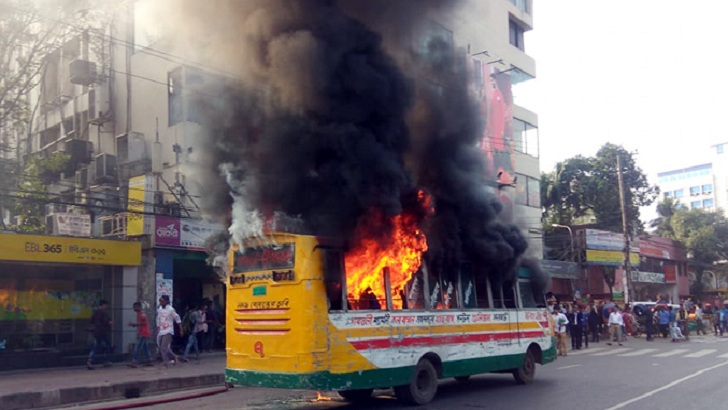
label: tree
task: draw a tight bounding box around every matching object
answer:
[649,197,680,237]
[663,208,728,299]
[10,152,69,233]
[542,143,658,232]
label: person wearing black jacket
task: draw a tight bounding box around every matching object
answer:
[588,305,601,343]
[568,305,583,350]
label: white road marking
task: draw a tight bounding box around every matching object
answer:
[684,349,717,358]
[717,352,728,359]
[618,348,658,357]
[570,347,608,355]
[652,349,688,357]
[591,348,631,356]
[604,360,728,410]
[558,364,581,370]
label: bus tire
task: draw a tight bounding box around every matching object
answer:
[394,359,438,405]
[512,348,536,385]
[338,389,373,402]
[454,376,471,383]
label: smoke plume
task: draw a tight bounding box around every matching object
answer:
[193,0,549,293]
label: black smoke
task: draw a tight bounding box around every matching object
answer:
[194,0,549,293]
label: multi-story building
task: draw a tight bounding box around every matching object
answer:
[657,163,716,211]
[2,0,540,369]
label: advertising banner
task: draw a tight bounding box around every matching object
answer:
[540,260,580,279]
[49,213,92,237]
[127,175,151,236]
[154,216,224,250]
[585,249,639,266]
[0,233,141,265]
[585,229,639,252]
[0,287,98,321]
[631,270,666,284]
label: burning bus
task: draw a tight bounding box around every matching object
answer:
[225,214,556,406]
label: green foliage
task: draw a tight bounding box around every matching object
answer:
[10,152,69,233]
[541,143,658,233]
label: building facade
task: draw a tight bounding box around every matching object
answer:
[657,163,715,211]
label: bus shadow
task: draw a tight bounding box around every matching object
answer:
[277,374,557,409]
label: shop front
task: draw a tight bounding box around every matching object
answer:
[0,233,141,370]
[153,216,227,352]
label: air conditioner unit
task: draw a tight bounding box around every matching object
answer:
[69,59,97,86]
[75,168,89,189]
[116,132,146,163]
[95,154,117,183]
[62,139,93,165]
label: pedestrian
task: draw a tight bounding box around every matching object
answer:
[588,305,601,343]
[720,305,728,336]
[87,299,112,370]
[128,302,152,367]
[181,302,207,362]
[677,303,689,339]
[607,305,624,346]
[658,306,670,338]
[695,303,705,336]
[580,305,589,348]
[713,305,722,335]
[552,305,569,357]
[645,306,654,341]
[157,295,183,368]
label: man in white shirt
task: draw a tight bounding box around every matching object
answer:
[607,306,624,346]
[552,306,569,357]
[157,295,183,368]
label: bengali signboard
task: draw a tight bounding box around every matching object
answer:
[540,260,580,279]
[584,229,639,252]
[631,270,666,284]
[126,175,152,236]
[49,213,91,237]
[154,216,224,250]
[0,233,141,265]
[585,249,640,266]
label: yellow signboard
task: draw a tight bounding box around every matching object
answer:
[127,175,149,236]
[0,233,141,266]
[586,249,639,266]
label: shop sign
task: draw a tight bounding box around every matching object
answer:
[0,233,141,265]
[127,175,152,236]
[154,216,224,250]
[49,212,91,237]
[631,270,666,284]
[540,259,579,279]
[585,249,639,266]
[585,229,639,252]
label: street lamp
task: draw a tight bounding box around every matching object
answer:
[551,224,574,262]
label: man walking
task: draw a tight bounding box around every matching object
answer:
[181,303,207,362]
[128,302,152,367]
[87,300,112,370]
[695,303,705,336]
[607,305,624,346]
[157,295,183,368]
[553,306,569,357]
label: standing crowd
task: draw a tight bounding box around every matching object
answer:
[549,293,724,357]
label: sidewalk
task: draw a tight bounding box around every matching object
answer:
[0,353,227,410]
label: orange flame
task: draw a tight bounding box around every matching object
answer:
[345,190,432,309]
[311,391,332,402]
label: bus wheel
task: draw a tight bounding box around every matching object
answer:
[394,359,438,405]
[512,348,536,385]
[454,376,471,383]
[338,389,373,402]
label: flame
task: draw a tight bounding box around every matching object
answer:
[345,190,432,309]
[311,391,332,402]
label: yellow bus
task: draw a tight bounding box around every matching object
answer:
[226,231,556,405]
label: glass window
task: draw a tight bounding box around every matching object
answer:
[400,270,426,310]
[674,189,684,198]
[704,198,715,209]
[168,68,183,126]
[664,191,672,199]
[460,264,479,308]
[323,249,345,311]
[690,186,700,196]
[509,19,525,51]
[691,201,701,209]
[717,144,724,154]
[527,176,540,208]
[512,118,539,157]
[515,173,527,205]
[518,280,539,308]
[703,184,713,195]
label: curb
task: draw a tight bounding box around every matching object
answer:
[0,373,225,410]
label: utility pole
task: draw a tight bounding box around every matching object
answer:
[616,154,631,305]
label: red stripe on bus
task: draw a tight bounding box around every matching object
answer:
[350,331,545,350]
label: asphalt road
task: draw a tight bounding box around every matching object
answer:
[122,335,728,410]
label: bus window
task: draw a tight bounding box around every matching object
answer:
[495,280,517,308]
[517,279,539,308]
[323,248,345,311]
[459,265,478,308]
[442,276,459,309]
[472,270,492,309]
[347,272,386,311]
[427,267,443,309]
[394,269,425,310]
